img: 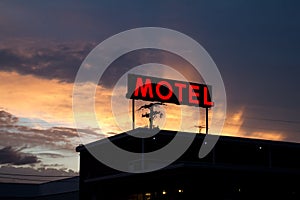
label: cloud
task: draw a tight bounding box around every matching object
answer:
[40,163,64,168]
[0,39,95,83]
[0,110,18,125]
[0,146,40,165]
[1,70,299,145]
[0,111,105,152]
[0,71,75,125]
[220,106,293,142]
[36,152,64,158]
[0,39,203,90]
[95,48,204,89]
[0,119,103,151]
[0,110,110,174]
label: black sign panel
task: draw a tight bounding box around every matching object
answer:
[126,74,213,108]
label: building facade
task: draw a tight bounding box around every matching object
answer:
[0,177,79,200]
[77,128,300,199]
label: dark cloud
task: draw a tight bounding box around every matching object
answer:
[40,163,64,168]
[0,146,40,165]
[0,110,105,151]
[36,153,64,158]
[0,110,103,181]
[0,110,18,125]
[0,42,202,89]
[0,40,95,83]
[106,131,118,135]
[100,48,204,88]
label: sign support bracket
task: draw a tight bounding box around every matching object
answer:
[206,107,209,134]
[132,99,135,130]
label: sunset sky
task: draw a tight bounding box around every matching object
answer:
[0,0,299,183]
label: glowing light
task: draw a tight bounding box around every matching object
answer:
[127,74,214,108]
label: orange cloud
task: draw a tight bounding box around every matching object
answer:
[246,131,285,141]
[0,71,289,143]
[0,71,74,125]
[0,71,120,136]
[221,107,286,142]
[221,108,245,137]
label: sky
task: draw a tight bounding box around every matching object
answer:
[0,0,299,183]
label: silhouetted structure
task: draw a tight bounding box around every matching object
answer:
[76,129,300,199]
[137,102,166,129]
[0,177,79,200]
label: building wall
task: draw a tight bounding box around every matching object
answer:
[0,192,78,200]
[0,177,79,200]
[32,191,79,200]
[77,130,300,200]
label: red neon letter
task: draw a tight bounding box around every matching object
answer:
[204,86,214,107]
[189,84,199,105]
[134,77,153,98]
[174,83,186,103]
[156,81,173,100]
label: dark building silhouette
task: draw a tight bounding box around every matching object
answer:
[0,177,79,200]
[76,128,300,199]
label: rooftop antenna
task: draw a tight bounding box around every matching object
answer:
[137,102,166,129]
[194,125,207,134]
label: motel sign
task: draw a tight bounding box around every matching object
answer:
[126,74,213,108]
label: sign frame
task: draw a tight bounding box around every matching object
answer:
[126,73,214,108]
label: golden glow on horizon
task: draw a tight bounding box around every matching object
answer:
[221,108,245,137]
[0,71,74,125]
[220,108,285,141]
[0,71,286,142]
[249,131,284,141]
